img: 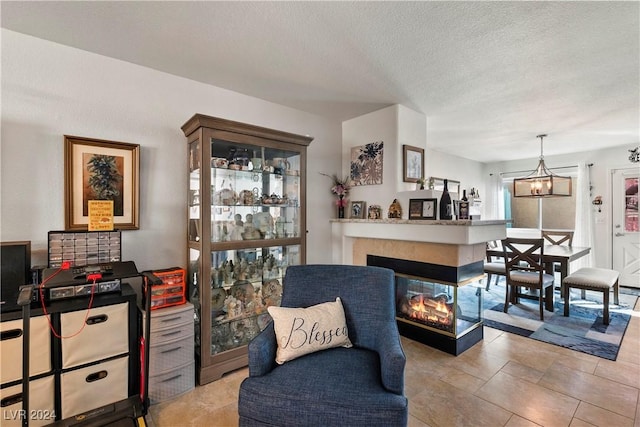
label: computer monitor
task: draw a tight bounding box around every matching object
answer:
[1,240,32,312]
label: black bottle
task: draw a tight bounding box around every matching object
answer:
[439,179,452,220]
[459,189,469,219]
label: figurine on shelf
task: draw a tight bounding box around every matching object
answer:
[231,214,244,240]
[388,199,402,218]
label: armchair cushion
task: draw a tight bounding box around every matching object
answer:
[239,347,407,427]
[267,297,353,364]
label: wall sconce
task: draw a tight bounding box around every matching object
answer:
[592,195,603,212]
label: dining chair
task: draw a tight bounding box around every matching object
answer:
[502,238,555,320]
[541,229,574,247]
[542,229,575,295]
[484,240,506,291]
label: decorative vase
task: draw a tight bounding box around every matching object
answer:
[337,195,345,218]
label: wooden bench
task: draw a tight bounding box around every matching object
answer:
[562,267,620,325]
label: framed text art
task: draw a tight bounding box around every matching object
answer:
[409,198,437,220]
[403,145,424,183]
[64,135,140,231]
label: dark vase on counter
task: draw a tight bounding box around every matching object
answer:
[439,179,453,220]
[338,195,345,218]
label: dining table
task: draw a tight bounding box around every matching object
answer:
[486,244,592,306]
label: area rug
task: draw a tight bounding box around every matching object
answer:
[479,280,638,361]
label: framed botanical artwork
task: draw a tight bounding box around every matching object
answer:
[349,201,366,219]
[408,198,437,220]
[64,135,140,230]
[403,145,424,183]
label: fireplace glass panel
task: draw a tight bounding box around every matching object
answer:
[395,275,481,338]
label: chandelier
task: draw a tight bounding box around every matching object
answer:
[513,134,572,197]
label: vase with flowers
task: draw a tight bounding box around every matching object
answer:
[321,173,352,218]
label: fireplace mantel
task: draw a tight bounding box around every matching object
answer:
[331,219,507,265]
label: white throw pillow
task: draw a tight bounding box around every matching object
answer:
[267,297,353,364]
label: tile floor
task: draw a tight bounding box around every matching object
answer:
[146,296,640,427]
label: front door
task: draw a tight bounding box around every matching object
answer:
[612,168,639,287]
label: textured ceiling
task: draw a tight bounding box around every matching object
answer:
[2,1,638,162]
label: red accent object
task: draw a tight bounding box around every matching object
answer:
[61,261,71,270]
[139,336,146,400]
[86,273,102,281]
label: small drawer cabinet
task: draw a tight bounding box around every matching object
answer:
[146,302,195,404]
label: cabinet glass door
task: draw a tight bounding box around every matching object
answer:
[189,140,201,243]
[210,139,301,243]
[210,245,300,355]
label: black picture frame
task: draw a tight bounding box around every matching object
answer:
[403,145,424,183]
[409,198,437,220]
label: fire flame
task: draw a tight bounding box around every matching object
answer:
[408,294,452,326]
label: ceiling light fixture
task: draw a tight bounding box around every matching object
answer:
[513,134,572,197]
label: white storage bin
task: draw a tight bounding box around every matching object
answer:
[60,302,129,368]
[1,316,51,384]
[149,334,194,374]
[148,361,195,404]
[60,356,128,419]
[0,375,55,427]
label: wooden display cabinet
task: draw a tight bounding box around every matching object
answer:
[181,114,313,384]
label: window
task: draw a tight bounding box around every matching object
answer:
[503,173,577,230]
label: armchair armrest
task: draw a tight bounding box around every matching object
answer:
[375,323,406,395]
[247,322,277,377]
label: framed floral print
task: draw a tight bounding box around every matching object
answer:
[350,141,384,186]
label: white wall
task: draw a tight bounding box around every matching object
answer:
[1,30,342,271]
[343,104,487,218]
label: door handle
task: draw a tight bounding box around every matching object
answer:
[615,232,625,237]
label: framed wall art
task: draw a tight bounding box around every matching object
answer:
[349,201,366,219]
[64,135,140,231]
[350,141,384,186]
[403,145,424,183]
[408,198,437,220]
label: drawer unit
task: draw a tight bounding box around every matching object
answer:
[0,315,51,384]
[0,375,55,427]
[149,268,186,310]
[60,302,129,368]
[148,361,195,405]
[60,355,129,419]
[1,283,139,424]
[148,334,194,374]
[148,302,193,335]
[146,302,194,403]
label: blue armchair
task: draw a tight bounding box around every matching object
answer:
[238,264,408,426]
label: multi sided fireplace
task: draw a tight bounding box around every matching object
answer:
[368,255,483,355]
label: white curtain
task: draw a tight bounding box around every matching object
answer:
[485,173,504,220]
[573,162,595,269]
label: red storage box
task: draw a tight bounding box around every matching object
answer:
[150,268,186,310]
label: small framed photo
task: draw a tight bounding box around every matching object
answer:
[349,201,366,219]
[367,204,382,220]
[403,145,424,183]
[409,198,437,220]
